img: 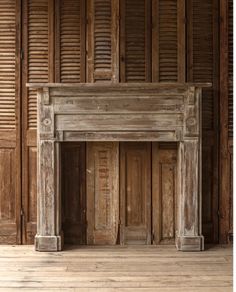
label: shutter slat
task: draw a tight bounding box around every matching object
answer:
[0,0,16,129]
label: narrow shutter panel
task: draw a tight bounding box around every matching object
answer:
[0,0,20,244]
[228,0,233,138]
[120,0,151,82]
[152,0,185,82]
[87,0,119,82]
[22,0,50,244]
[152,143,177,244]
[120,142,151,244]
[187,0,219,243]
[55,0,86,83]
[87,142,119,244]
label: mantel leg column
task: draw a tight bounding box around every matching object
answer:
[35,140,63,251]
[176,139,204,251]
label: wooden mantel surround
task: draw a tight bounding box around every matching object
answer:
[27,82,211,252]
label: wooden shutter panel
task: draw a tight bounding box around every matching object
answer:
[120,0,151,82]
[187,0,219,243]
[152,0,185,82]
[55,0,86,83]
[120,142,151,244]
[228,0,233,138]
[0,0,20,244]
[152,143,177,244]
[22,0,50,244]
[86,142,119,244]
[87,0,119,82]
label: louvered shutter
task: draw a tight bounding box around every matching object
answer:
[55,0,86,83]
[22,0,50,244]
[0,0,20,244]
[152,0,185,82]
[120,0,151,82]
[87,0,119,82]
[187,0,219,243]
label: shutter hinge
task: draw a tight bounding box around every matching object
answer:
[20,208,24,217]
[20,49,24,60]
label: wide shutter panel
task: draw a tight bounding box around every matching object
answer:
[22,0,50,244]
[0,0,20,244]
[87,0,119,82]
[152,0,185,82]
[55,0,86,83]
[187,0,219,243]
[120,0,151,82]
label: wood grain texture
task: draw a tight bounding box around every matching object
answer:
[0,245,232,291]
[0,0,21,245]
[152,143,177,244]
[87,142,119,245]
[120,142,151,245]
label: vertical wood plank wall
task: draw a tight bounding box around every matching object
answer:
[0,0,232,244]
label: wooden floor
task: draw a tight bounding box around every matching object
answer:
[0,245,232,292]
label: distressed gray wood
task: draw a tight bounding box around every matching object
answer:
[27,83,209,251]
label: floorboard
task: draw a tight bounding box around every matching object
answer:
[0,245,232,292]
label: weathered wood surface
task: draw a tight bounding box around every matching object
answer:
[28,82,206,251]
[86,142,119,245]
[120,142,151,244]
[0,245,232,291]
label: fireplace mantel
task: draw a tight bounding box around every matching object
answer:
[27,82,211,252]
